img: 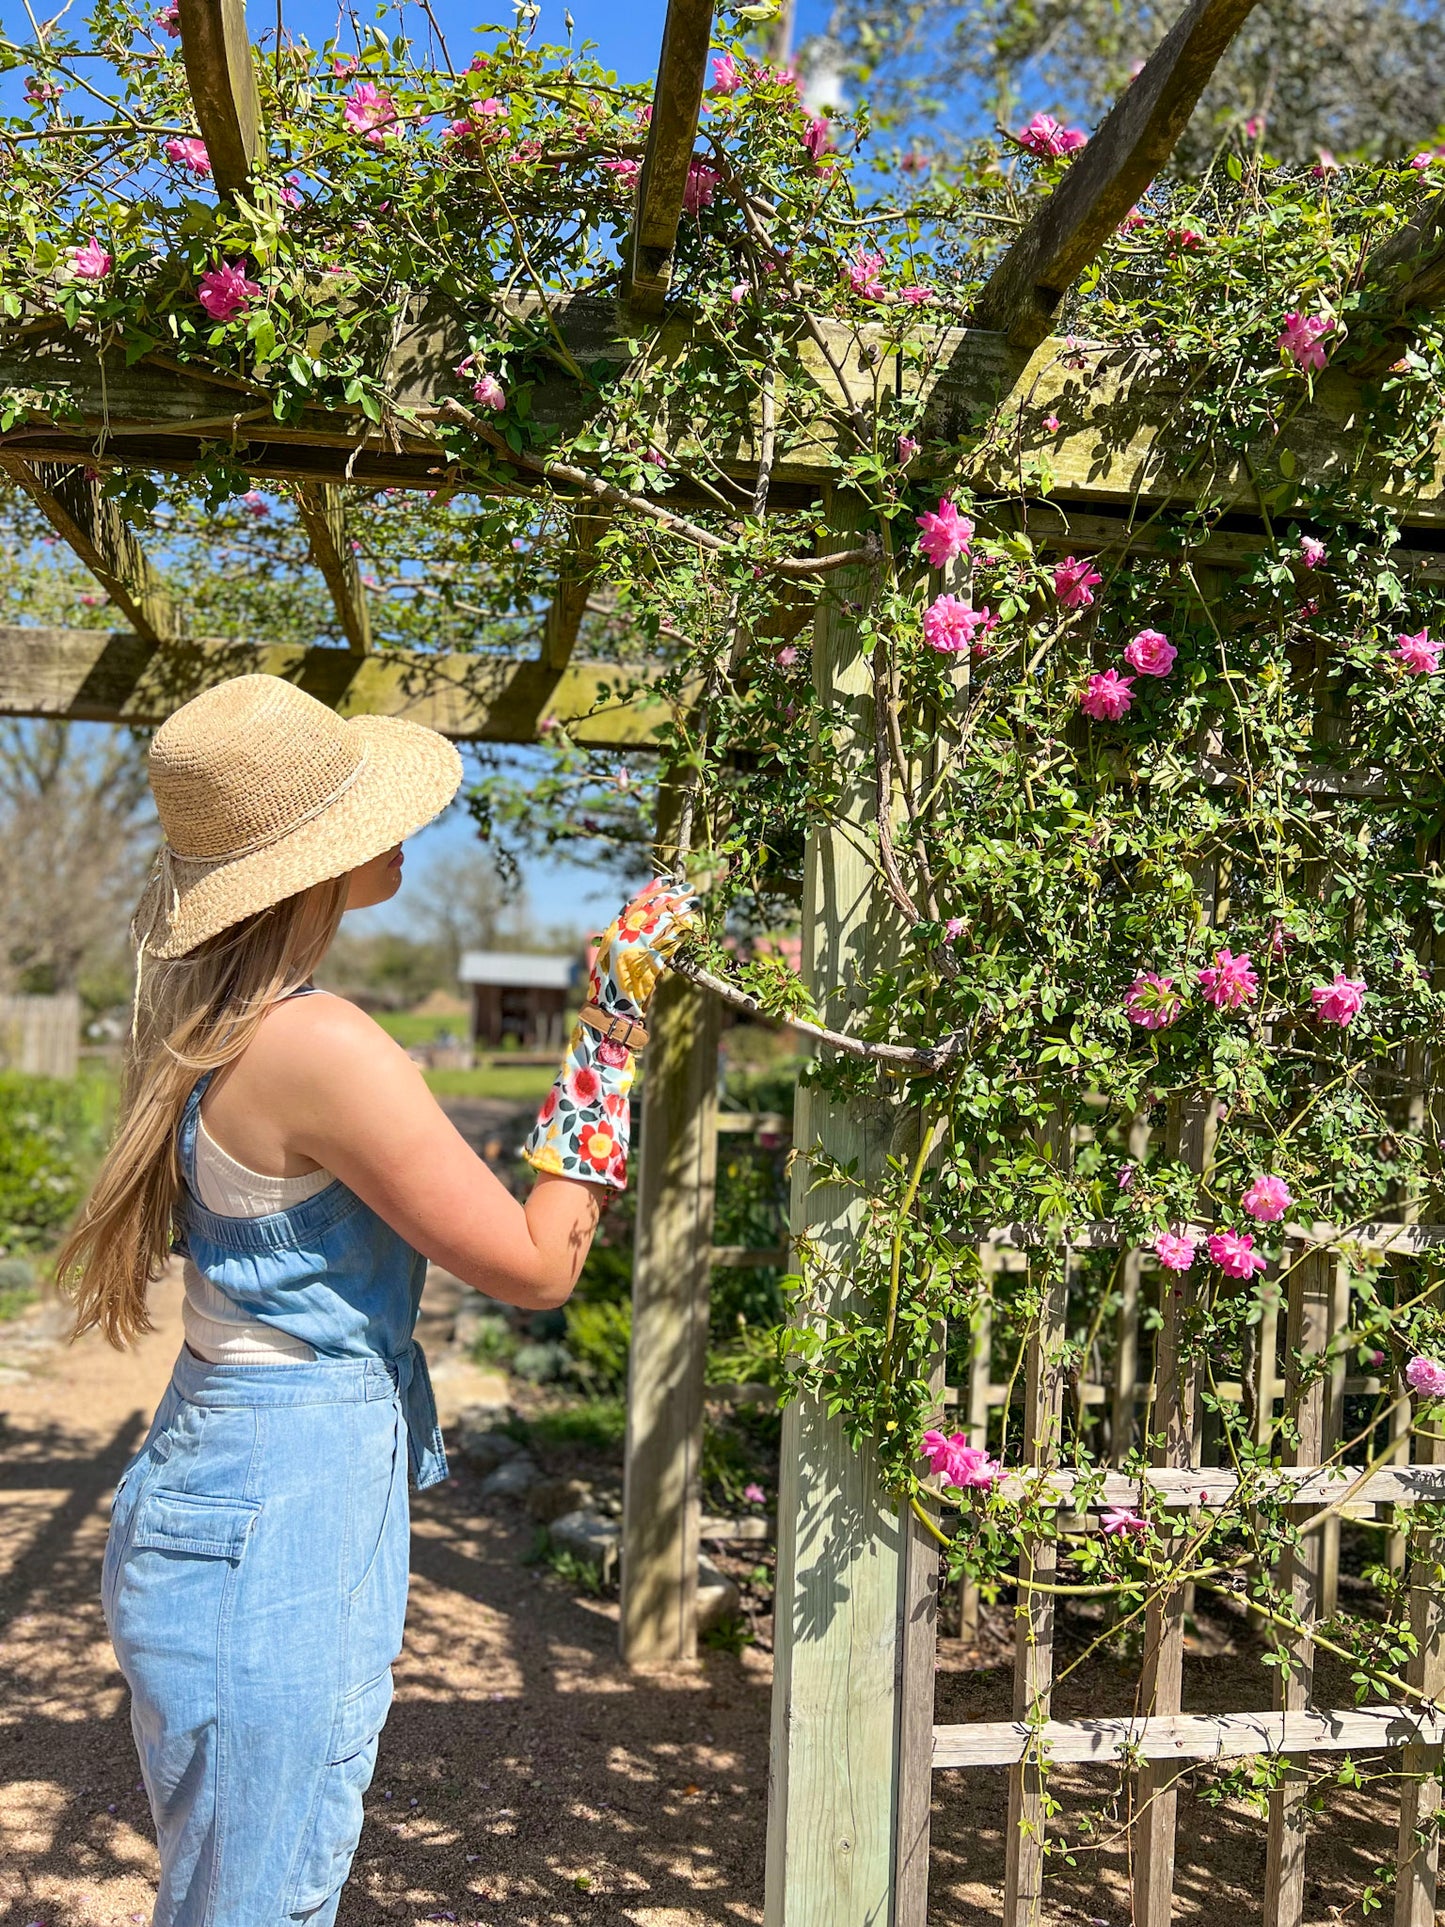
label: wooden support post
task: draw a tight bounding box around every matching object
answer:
[178,0,261,198]
[765,493,927,1927]
[1110,1114,1152,1463]
[1,459,173,644]
[1003,1240,1068,1927]
[970,0,1261,345]
[958,1254,997,1644]
[1263,1248,1332,1924]
[1131,1096,1206,1927]
[293,483,372,655]
[1394,1418,1445,1926]
[1318,1259,1350,1616]
[485,509,613,740]
[622,0,716,313]
[620,969,720,1665]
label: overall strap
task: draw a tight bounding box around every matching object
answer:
[176,1071,215,1191]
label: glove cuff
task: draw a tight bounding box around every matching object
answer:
[578,1004,649,1052]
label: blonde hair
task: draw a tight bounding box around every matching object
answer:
[59,874,349,1347]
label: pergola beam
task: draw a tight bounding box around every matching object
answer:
[177,0,261,198]
[0,624,673,746]
[293,482,372,655]
[622,0,717,314]
[1,457,174,644]
[1353,192,1445,373]
[971,0,1261,347]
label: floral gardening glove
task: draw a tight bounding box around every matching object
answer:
[523,874,701,1189]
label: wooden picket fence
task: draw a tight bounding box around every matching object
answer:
[0,991,80,1078]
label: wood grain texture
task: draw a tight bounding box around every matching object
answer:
[0,625,672,745]
[14,303,1445,530]
[620,972,720,1665]
[764,493,915,1927]
[292,483,372,655]
[0,458,173,644]
[934,1704,1445,1769]
[972,0,1261,345]
[1394,1426,1445,1925]
[1354,192,1445,373]
[177,0,262,198]
[623,0,717,312]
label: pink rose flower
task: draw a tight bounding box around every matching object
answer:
[915,498,973,570]
[803,116,834,162]
[1101,1508,1149,1536]
[1124,972,1182,1029]
[602,157,641,188]
[1042,413,1061,431]
[922,595,995,654]
[279,176,303,208]
[846,249,886,300]
[743,1481,766,1505]
[921,1430,1003,1490]
[711,54,741,95]
[153,4,181,35]
[1117,1161,1136,1192]
[1394,628,1441,675]
[197,261,261,322]
[1311,972,1366,1027]
[1154,1231,1196,1272]
[1198,948,1258,1011]
[1406,1356,1445,1397]
[1168,226,1202,250]
[240,490,269,517]
[1123,627,1176,677]
[944,916,966,939]
[70,237,113,281]
[1053,555,1102,608]
[1208,1230,1268,1279]
[1277,310,1335,373]
[896,434,920,465]
[1312,149,1339,176]
[344,81,399,146]
[1119,206,1147,232]
[163,136,211,177]
[1080,670,1134,721]
[1016,112,1086,159]
[900,284,935,304]
[775,645,800,669]
[1299,536,1326,569]
[471,374,506,410]
[684,161,720,214]
[1241,1174,1292,1222]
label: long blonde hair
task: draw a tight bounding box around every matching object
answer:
[60,874,349,1347]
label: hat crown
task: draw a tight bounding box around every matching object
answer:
[150,676,364,862]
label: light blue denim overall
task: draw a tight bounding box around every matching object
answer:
[102,1020,448,1927]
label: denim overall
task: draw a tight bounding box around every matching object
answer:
[102,1023,447,1927]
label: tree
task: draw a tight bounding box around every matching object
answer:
[0,723,153,1007]
[838,0,1445,170]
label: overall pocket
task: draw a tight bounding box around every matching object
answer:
[100,1433,174,1627]
[285,1668,394,1912]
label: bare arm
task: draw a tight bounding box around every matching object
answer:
[238,994,601,1310]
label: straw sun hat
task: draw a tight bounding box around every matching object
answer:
[133,675,462,960]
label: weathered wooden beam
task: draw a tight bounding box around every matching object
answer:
[177,0,261,199]
[972,0,1261,346]
[13,298,1445,530]
[622,0,717,314]
[293,482,372,655]
[1353,193,1445,374]
[620,970,720,1665]
[0,625,674,746]
[934,1704,1445,1770]
[764,495,918,1927]
[0,457,174,645]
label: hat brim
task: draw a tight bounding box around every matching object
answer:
[140,714,463,959]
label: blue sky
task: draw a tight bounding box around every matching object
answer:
[3,0,831,945]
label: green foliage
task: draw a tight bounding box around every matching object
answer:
[0,1254,38,1322]
[0,1073,104,1252]
[564,1298,633,1395]
[514,1398,628,1455]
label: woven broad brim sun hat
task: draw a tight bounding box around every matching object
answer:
[134,674,463,960]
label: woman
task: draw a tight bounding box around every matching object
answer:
[60,673,695,1927]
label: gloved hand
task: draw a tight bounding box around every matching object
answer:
[523,873,701,1189]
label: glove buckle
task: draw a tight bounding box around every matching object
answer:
[578,1003,650,1053]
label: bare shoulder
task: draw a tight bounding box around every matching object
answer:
[248,990,419,1092]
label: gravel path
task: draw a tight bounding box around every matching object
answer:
[0,1268,771,1927]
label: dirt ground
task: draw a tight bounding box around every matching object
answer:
[0,1106,1409,1927]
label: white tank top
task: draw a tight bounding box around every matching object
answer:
[181,1115,334,1364]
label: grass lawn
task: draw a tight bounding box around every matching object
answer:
[424,1064,557,1103]
[374,1010,470,1048]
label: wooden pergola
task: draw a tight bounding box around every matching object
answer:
[9,1,1445,1922]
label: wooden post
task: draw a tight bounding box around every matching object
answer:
[293,483,372,655]
[1263,1248,1332,1923]
[1003,1242,1068,1926]
[1131,1095,1207,1927]
[1394,1420,1445,1926]
[765,493,929,1927]
[620,968,720,1665]
[177,0,261,199]
[0,458,174,643]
